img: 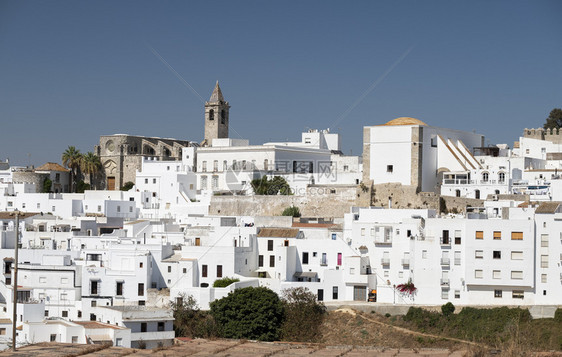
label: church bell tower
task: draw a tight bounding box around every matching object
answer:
[204,81,230,146]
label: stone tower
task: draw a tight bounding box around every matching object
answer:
[204,81,230,146]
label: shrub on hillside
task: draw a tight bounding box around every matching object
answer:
[280,287,326,342]
[170,293,218,338]
[441,302,455,316]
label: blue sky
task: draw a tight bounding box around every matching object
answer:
[1,1,561,166]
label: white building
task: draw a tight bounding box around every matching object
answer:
[363,117,484,193]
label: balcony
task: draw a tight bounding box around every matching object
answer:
[381,258,390,266]
[440,278,450,286]
[440,258,450,267]
[401,258,410,267]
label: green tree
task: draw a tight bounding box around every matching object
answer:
[42,177,52,193]
[61,146,83,193]
[282,206,301,217]
[121,181,135,191]
[210,286,284,341]
[80,152,102,190]
[280,287,326,342]
[543,108,562,130]
[251,176,292,195]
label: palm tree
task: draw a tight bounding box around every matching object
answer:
[81,152,102,190]
[62,146,82,193]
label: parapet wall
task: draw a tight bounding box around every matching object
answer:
[524,128,562,144]
[210,185,358,218]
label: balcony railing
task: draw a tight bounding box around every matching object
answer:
[440,258,450,266]
[440,278,450,286]
[381,258,390,266]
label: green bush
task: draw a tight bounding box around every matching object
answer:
[42,178,52,193]
[212,277,240,288]
[251,176,292,195]
[554,308,562,323]
[121,181,134,191]
[210,287,284,341]
[282,206,301,217]
[441,302,455,316]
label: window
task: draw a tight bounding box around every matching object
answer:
[541,274,547,283]
[442,230,450,245]
[454,251,461,265]
[475,189,480,199]
[498,172,505,183]
[91,301,97,307]
[454,290,460,299]
[441,290,448,299]
[475,250,483,259]
[45,310,49,317]
[158,322,165,331]
[267,240,273,251]
[493,251,501,259]
[183,268,187,274]
[117,206,121,213]
[216,265,222,278]
[512,290,524,299]
[511,232,523,240]
[454,230,461,244]
[202,265,208,277]
[116,282,123,296]
[302,252,309,264]
[331,233,337,240]
[269,255,275,267]
[332,286,338,300]
[115,338,122,347]
[97,205,101,212]
[361,228,365,236]
[50,334,57,342]
[493,231,501,240]
[511,271,523,280]
[153,178,156,184]
[493,270,501,279]
[139,262,143,268]
[317,289,323,301]
[422,250,427,259]
[455,189,461,197]
[168,266,172,273]
[141,322,147,332]
[200,176,207,189]
[387,165,393,173]
[0,328,6,335]
[475,231,483,239]
[138,283,144,296]
[62,310,68,318]
[39,276,47,283]
[494,290,502,298]
[91,280,99,295]
[258,255,263,267]
[541,255,548,268]
[511,251,523,260]
[474,270,483,279]
[337,253,342,266]
[213,160,218,171]
[541,234,549,247]
[482,172,489,182]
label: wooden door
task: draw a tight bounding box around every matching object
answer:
[107,177,115,190]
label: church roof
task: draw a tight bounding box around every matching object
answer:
[35,162,69,172]
[381,117,428,126]
[209,81,225,102]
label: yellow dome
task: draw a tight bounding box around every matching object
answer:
[382,117,427,126]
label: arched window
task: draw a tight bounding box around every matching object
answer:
[456,189,461,197]
[221,110,226,124]
[164,148,171,157]
[209,109,214,121]
[498,172,505,183]
[482,172,489,182]
[495,190,500,195]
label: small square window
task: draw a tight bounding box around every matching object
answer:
[387,165,393,173]
[494,290,502,298]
